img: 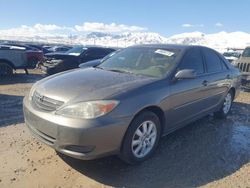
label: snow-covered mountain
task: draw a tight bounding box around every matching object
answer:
[1,30,250,52]
[167,31,250,51]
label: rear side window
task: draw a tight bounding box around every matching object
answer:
[220,58,228,70]
[179,48,204,74]
[203,49,223,73]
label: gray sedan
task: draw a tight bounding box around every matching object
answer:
[23,44,241,164]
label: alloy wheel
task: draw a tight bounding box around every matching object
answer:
[223,92,232,114]
[131,120,157,158]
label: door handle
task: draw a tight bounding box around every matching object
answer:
[202,80,208,86]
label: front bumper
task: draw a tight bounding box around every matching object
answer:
[40,64,58,75]
[23,97,131,160]
[241,73,250,89]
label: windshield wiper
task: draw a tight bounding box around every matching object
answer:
[107,69,134,74]
[95,66,105,70]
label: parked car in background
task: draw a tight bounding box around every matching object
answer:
[0,45,28,76]
[28,44,50,54]
[79,49,119,68]
[24,44,241,164]
[40,46,115,75]
[223,51,241,63]
[1,43,44,68]
[235,47,250,89]
[43,45,52,50]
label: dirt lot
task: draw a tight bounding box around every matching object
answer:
[0,70,250,188]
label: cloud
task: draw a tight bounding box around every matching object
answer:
[0,24,75,37]
[215,22,223,27]
[0,22,147,39]
[182,24,204,28]
[75,22,147,33]
[33,24,62,31]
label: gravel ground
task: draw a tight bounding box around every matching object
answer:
[0,70,249,188]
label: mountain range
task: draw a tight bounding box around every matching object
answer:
[1,30,250,52]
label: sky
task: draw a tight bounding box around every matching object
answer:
[0,0,249,36]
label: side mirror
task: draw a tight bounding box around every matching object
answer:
[175,69,197,79]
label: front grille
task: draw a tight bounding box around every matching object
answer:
[237,62,250,72]
[32,91,64,112]
[27,123,56,145]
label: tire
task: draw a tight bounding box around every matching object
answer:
[120,111,161,164]
[214,90,233,119]
[0,62,13,76]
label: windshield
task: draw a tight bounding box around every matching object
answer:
[66,47,88,56]
[242,47,250,57]
[223,52,240,58]
[99,47,180,78]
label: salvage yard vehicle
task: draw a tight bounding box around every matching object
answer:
[78,49,119,68]
[0,45,29,76]
[3,43,44,68]
[40,46,115,75]
[23,44,241,164]
[235,47,250,89]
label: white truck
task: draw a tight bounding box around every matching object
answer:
[0,45,28,76]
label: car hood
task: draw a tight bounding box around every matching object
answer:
[35,68,156,103]
[79,59,102,68]
[45,52,78,60]
[238,57,250,63]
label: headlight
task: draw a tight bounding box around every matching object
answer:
[55,100,119,119]
[29,82,39,101]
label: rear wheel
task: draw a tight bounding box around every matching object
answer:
[214,90,233,118]
[120,111,161,164]
[0,62,13,76]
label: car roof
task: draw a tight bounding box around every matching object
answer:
[0,44,26,50]
[130,44,205,50]
[72,45,115,50]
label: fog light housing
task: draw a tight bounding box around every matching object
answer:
[64,145,95,153]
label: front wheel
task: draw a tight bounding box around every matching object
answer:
[214,91,233,118]
[120,111,161,164]
[0,62,13,76]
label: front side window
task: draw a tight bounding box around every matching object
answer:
[99,47,180,78]
[203,49,223,73]
[179,48,204,74]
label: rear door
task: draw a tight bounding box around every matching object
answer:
[168,47,210,128]
[201,48,231,108]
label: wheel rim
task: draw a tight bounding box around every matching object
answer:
[223,93,232,114]
[131,120,157,158]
